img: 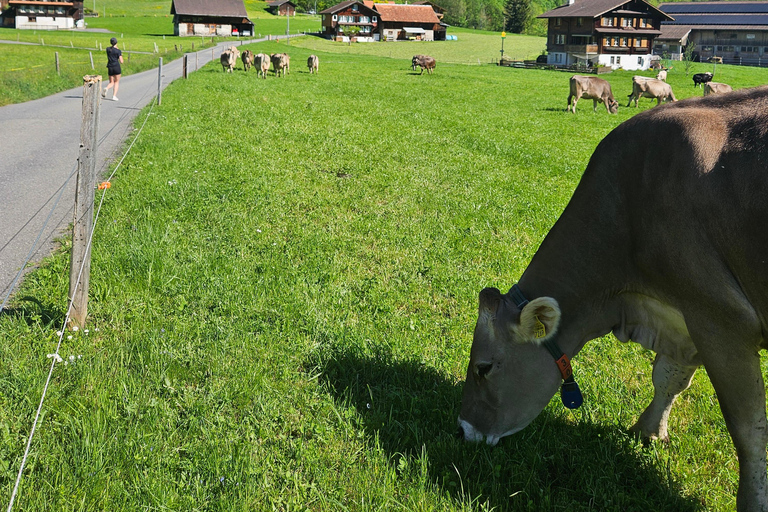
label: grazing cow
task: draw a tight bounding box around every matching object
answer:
[704,81,733,96]
[627,76,676,107]
[307,54,319,74]
[271,53,290,77]
[241,49,254,72]
[656,69,667,81]
[255,53,270,79]
[413,55,436,75]
[693,72,714,87]
[220,46,240,73]
[458,86,768,512]
[567,75,618,114]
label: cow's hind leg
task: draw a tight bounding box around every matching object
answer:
[567,94,575,113]
[629,354,697,443]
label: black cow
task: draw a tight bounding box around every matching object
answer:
[693,72,713,88]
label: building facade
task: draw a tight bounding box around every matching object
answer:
[539,0,672,70]
[171,0,254,37]
[321,1,444,41]
[658,2,768,66]
[267,0,296,16]
[320,0,380,41]
[1,0,83,29]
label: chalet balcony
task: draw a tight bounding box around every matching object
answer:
[565,44,598,54]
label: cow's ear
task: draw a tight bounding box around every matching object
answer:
[478,287,502,317]
[518,297,560,343]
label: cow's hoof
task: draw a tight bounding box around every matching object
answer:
[628,423,670,445]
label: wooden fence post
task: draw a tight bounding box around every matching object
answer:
[183,54,188,78]
[68,75,102,329]
[55,52,60,76]
[157,57,163,105]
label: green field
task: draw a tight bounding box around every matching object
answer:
[2,34,768,510]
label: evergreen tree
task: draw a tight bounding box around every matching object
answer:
[504,0,531,33]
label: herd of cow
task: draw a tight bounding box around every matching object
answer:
[567,70,733,114]
[218,45,319,77]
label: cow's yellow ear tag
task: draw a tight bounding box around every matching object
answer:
[534,316,547,339]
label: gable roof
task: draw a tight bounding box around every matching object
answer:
[319,0,378,15]
[656,24,692,42]
[171,0,248,17]
[268,0,296,6]
[413,0,445,14]
[538,0,672,21]
[374,3,440,23]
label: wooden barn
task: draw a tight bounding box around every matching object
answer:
[267,0,297,16]
[374,3,443,41]
[171,0,254,37]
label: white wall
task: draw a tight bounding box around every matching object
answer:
[598,53,651,70]
[15,15,74,29]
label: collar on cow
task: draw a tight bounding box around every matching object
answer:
[509,284,583,410]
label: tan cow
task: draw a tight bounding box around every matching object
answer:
[307,54,319,74]
[704,81,733,96]
[413,55,436,75]
[220,46,240,73]
[656,69,667,81]
[255,53,270,79]
[458,86,768,512]
[241,49,254,72]
[271,53,290,77]
[567,75,618,114]
[627,76,676,107]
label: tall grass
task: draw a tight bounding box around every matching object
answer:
[3,40,768,511]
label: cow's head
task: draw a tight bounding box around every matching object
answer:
[608,99,619,114]
[458,287,563,445]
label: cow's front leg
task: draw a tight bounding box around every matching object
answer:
[592,98,598,112]
[629,353,697,442]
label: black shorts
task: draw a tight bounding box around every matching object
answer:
[107,65,121,76]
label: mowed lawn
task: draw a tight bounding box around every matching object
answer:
[3,40,768,511]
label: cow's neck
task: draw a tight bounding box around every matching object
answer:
[517,173,632,358]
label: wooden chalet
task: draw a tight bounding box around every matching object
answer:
[171,0,254,37]
[539,0,673,70]
[413,0,445,20]
[267,0,296,16]
[320,0,380,41]
[1,0,83,29]
[659,2,768,66]
[374,3,443,41]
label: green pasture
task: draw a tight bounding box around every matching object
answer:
[3,39,768,511]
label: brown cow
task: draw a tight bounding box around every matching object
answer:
[413,55,436,75]
[704,82,733,96]
[627,76,676,107]
[255,53,270,79]
[307,54,319,74]
[458,86,768,512]
[241,49,254,72]
[271,53,290,77]
[567,75,618,114]
[220,46,240,73]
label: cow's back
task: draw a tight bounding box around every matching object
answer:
[584,87,768,314]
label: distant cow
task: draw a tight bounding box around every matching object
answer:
[567,75,618,114]
[413,55,436,75]
[255,53,270,79]
[307,54,319,74]
[241,49,254,72]
[704,81,733,96]
[271,53,290,78]
[627,76,676,107]
[693,72,713,88]
[220,46,240,73]
[656,69,667,81]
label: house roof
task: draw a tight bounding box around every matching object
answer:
[374,3,440,23]
[659,2,768,15]
[319,0,377,15]
[538,0,672,21]
[656,24,692,41]
[413,0,445,14]
[171,0,248,17]
[268,0,296,6]
[662,13,768,26]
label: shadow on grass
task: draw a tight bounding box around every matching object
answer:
[313,347,703,511]
[0,295,63,327]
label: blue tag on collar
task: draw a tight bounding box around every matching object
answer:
[561,379,583,409]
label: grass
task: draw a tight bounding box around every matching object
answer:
[3,38,768,511]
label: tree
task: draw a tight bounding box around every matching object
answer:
[683,41,696,76]
[504,0,531,33]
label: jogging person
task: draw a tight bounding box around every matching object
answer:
[103,37,123,101]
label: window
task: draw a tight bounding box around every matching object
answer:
[322,14,326,21]
[635,37,648,48]
[602,16,614,27]
[610,56,616,64]
[639,17,652,28]
[620,36,628,47]
[621,17,632,27]
[332,14,337,21]
[554,34,565,44]
[352,3,358,10]
[576,17,582,27]
[554,17,561,26]
[372,15,377,22]
[638,57,643,65]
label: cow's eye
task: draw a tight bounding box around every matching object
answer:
[475,362,493,379]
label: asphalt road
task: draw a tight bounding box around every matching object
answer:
[0,36,293,303]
